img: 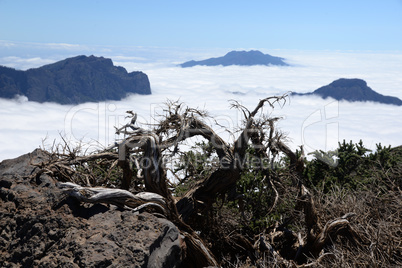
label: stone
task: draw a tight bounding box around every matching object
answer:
[0,149,183,267]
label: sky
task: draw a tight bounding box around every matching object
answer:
[1,0,402,50]
[0,0,402,161]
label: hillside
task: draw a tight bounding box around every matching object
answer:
[0,55,151,104]
[294,78,402,106]
[180,50,289,67]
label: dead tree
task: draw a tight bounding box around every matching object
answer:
[152,96,292,223]
[31,95,364,267]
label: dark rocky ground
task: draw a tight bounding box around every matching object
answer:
[0,149,183,267]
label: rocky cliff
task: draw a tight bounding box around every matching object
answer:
[0,150,182,267]
[0,55,151,104]
[180,50,289,67]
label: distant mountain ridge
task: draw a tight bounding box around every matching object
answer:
[293,78,402,106]
[0,55,151,104]
[180,50,289,67]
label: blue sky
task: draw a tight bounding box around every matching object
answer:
[1,0,402,50]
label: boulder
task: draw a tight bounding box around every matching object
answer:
[0,149,183,267]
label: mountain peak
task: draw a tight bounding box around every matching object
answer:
[180,50,289,67]
[328,78,367,88]
[224,50,263,56]
[293,78,402,106]
[40,55,114,71]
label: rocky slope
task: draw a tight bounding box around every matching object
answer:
[180,50,289,67]
[0,149,182,267]
[293,78,402,106]
[0,55,151,104]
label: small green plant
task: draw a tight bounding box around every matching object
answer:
[303,139,402,193]
[172,141,218,197]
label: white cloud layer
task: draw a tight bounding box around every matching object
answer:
[1,45,401,161]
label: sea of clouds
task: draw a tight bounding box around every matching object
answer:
[1,41,401,161]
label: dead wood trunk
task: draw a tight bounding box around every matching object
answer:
[118,159,133,190]
[295,185,363,261]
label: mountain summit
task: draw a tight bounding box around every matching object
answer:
[0,55,151,104]
[294,78,402,106]
[180,50,289,67]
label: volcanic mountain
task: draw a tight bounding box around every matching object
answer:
[293,78,402,106]
[179,50,289,67]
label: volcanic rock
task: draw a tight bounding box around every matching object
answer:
[0,149,182,267]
